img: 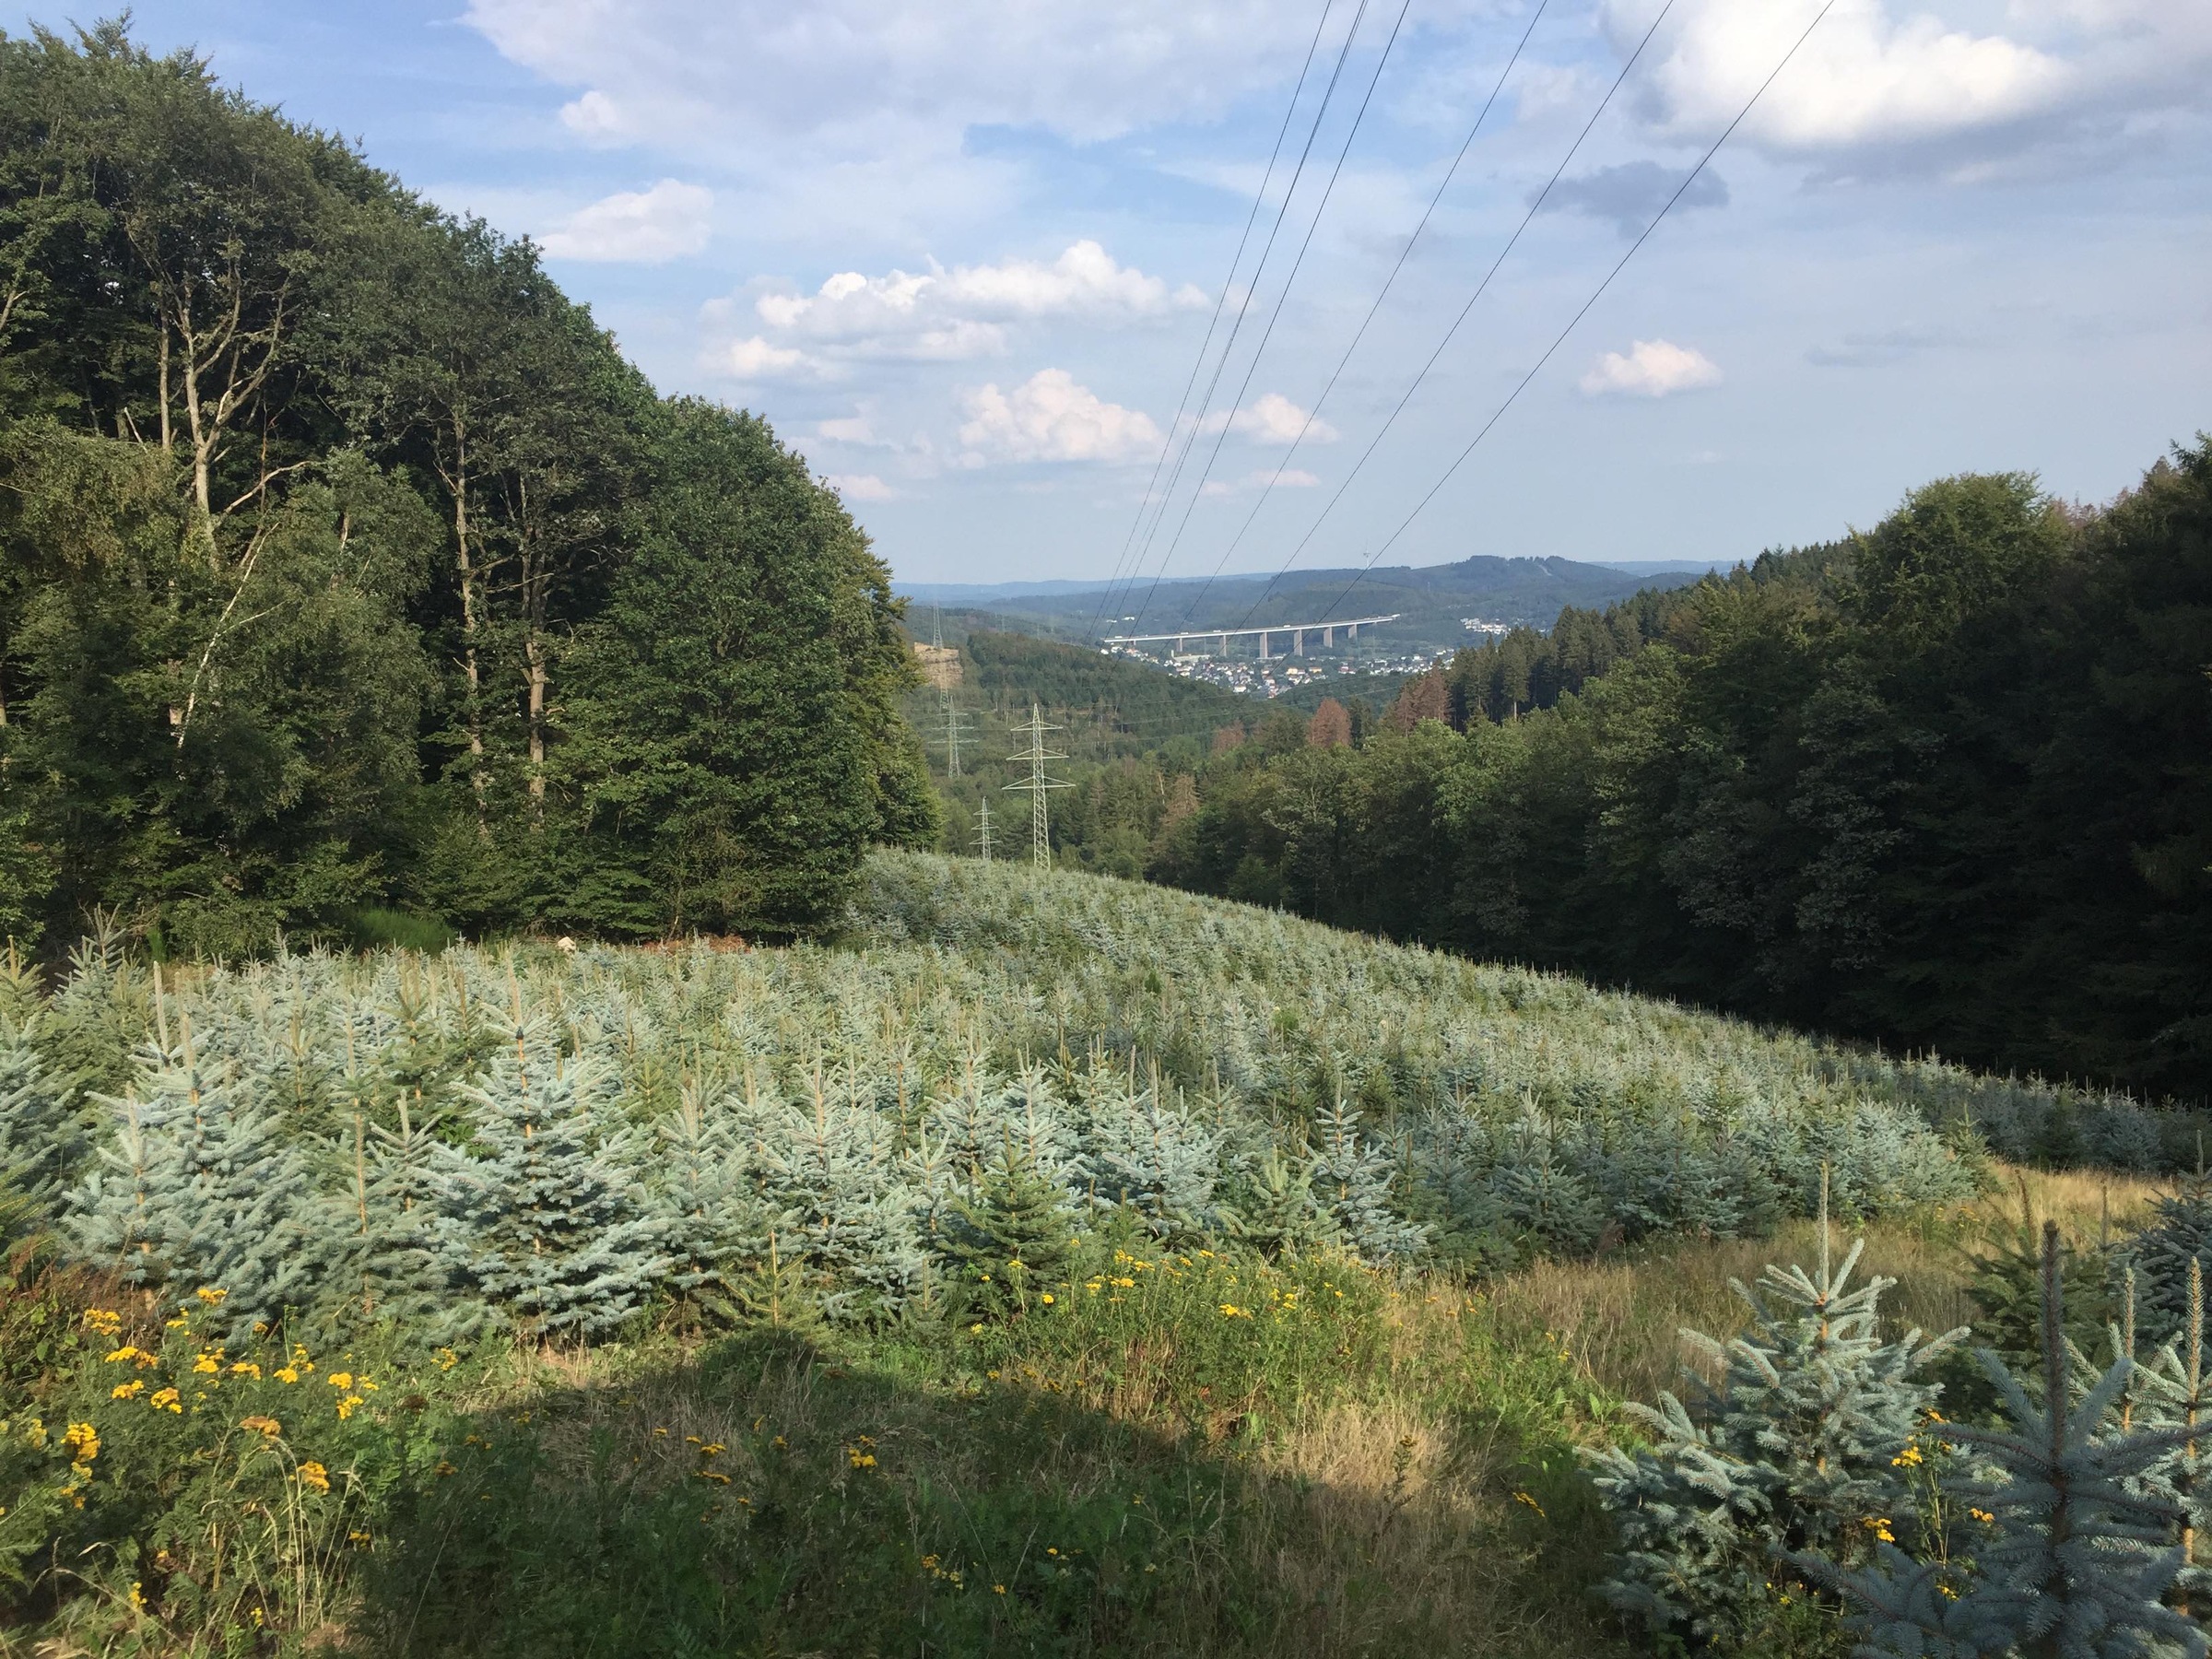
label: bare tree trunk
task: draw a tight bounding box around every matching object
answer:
[444,416,488,833]
[157,318,172,453]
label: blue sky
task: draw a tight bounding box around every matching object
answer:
[25,0,2210,586]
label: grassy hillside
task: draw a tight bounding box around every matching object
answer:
[0,856,2186,1654]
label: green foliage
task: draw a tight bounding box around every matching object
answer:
[0,22,928,951]
[1588,1216,1964,1648]
[1799,1225,2207,1659]
[1139,445,2212,1104]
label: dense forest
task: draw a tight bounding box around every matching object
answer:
[1134,460,2210,1099]
[0,24,934,956]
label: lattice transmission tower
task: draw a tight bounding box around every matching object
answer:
[930,607,974,775]
[971,798,994,861]
[1003,700,1069,870]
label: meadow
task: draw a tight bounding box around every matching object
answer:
[0,854,2192,1654]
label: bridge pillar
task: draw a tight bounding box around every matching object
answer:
[1258,630,1270,661]
[1175,634,1186,655]
[1323,624,1335,648]
[1347,622,1359,641]
[1218,632,1230,655]
[1293,628,1303,656]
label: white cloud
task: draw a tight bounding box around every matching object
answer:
[1201,392,1338,445]
[817,415,879,444]
[751,241,1201,363]
[1579,339,1724,398]
[1199,467,1324,497]
[468,0,1502,160]
[720,335,831,382]
[559,88,625,138]
[540,179,713,262]
[824,473,897,501]
[1604,0,2212,155]
[957,370,1161,464]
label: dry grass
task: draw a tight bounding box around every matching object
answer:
[367,1162,2180,1657]
[1477,1162,2168,1408]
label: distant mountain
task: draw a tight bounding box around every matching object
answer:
[899,554,1704,654]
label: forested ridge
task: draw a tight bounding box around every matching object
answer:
[1138,461,2211,1099]
[0,23,934,956]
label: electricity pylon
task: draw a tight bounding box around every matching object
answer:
[1003,700,1069,871]
[930,606,973,775]
[938,699,975,776]
[972,798,994,861]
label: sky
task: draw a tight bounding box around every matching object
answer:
[20,0,2210,592]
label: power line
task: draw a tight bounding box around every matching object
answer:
[1080,0,1344,649]
[1314,0,1841,623]
[1229,0,1683,632]
[1123,0,1416,640]
[1170,0,1550,631]
[1094,0,1377,641]
[1003,700,1072,870]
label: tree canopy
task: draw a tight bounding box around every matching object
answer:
[0,22,931,951]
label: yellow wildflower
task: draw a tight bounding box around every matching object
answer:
[275,1367,300,1385]
[298,1461,331,1493]
[63,1423,99,1462]
[112,1380,146,1400]
[326,1372,353,1391]
[335,1395,364,1421]
[195,1287,227,1305]
[241,1416,282,1438]
[149,1388,182,1414]
[1040,1293,1055,1305]
[82,1309,123,1337]
[230,1361,262,1379]
[1891,1444,1924,1467]
[193,1353,221,1375]
[436,1348,460,1371]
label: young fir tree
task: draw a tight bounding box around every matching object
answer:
[2133,1172,2212,1348]
[445,1040,667,1338]
[0,1022,80,1228]
[65,1026,320,1335]
[748,1086,927,1322]
[646,1081,782,1325]
[1587,1201,1966,1648]
[1083,1077,1222,1241]
[320,1097,481,1338]
[1308,1101,1424,1261]
[1800,1224,2207,1659]
[946,1144,1078,1321]
[1224,1143,1337,1258]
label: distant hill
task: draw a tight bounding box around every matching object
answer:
[899,554,1704,656]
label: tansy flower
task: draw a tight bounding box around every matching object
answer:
[112,1380,146,1400]
[1041,1293,1054,1305]
[241,1416,282,1438]
[63,1423,99,1462]
[230,1361,262,1379]
[193,1353,221,1375]
[149,1388,182,1414]
[335,1395,365,1420]
[326,1372,353,1391]
[275,1368,300,1385]
[195,1287,227,1305]
[298,1462,331,1493]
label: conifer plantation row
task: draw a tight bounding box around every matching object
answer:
[0,25,935,959]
